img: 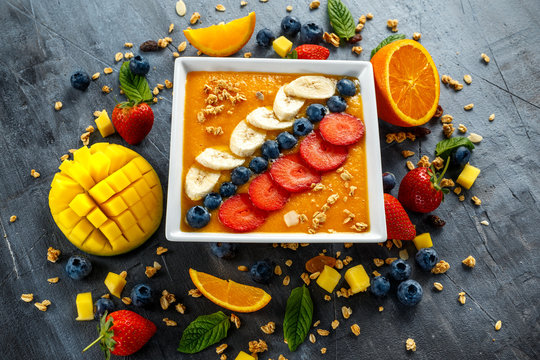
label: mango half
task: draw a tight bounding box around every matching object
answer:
[49,143,163,256]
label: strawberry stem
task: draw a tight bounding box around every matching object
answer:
[436,157,450,184]
[82,334,104,353]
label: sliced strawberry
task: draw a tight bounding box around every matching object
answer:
[249,173,290,211]
[270,154,321,193]
[319,113,365,146]
[218,194,267,232]
[299,131,348,172]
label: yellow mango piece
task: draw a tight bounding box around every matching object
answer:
[69,193,96,217]
[57,208,81,230]
[101,195,128,217]
[119,187,141,207]
[142,170,159,188]
[123,224,144,243]
[75,292,94,321]
[130,200,148,220]
[316,265,341,293]
[70,218,94,246]
[121,160,143,182]
[88,181,116,204]
[86,207,108,228]
[90,142,110,154]
[89,152,111,183]
[456,163,481,190]
[131,156,152,174]
[273,36,293,58]
[344,265,370,294]
[235,352,255,360]
[107,169,131,193]
[132,178,151,197]
[99,219,122,241]
[73,146,92,168]
[50,173,85,201]
[138,215,154,232]
[141,193,158,212]
[112,210,137,232]
[413,232,433,250]
[49,196,69,215]
[94,110,115,137]
[103,145,127,173]
[63,161,96,191]
[110,235,130,252]
[104,272,126,298]
[84,229,108,253]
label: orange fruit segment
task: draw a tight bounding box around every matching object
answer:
[184,12,256,57]
[371,39,440,127]
[189,268,271,313]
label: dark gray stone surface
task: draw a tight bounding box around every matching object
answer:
[1,0,539,359]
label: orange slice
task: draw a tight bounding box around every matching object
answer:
[184,12,256,57]
[189,268,271,313]
[371,39,440,127]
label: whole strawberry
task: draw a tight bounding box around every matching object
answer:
[384,193,416,240]
[83,310,156,359]
[290,44,329,60]
[112,102,154,145]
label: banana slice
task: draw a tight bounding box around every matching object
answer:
[284,76,337,99]
[246,107,295,130]
[195,148,245,170]
[184,165,221,201]
[273,86,305,121]
[229,120,266,157]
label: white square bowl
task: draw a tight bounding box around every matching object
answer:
[166,57,386,243]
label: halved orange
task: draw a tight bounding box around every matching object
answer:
[184,12,256,57]
[371,39,440,127]
[189,268,271,313]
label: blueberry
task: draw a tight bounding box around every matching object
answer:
[327,96,347,113]
[451,146,471,168]
[250,260,273,284]
[397,279,423,306]
[337,79,357,97]
[70,70,91,91]
[306,104,327,123]
[370,276,391,297]
[65,255,92,280]
[129,55,150,76]
[203,192,222,210]
[300,22,323,44]
[293,118,313,136]
[210,242,238,259]
[130,284,154,307]
[261,140,280,160]
[94,298,115,319]
[186,205,210,228]
[249,157,268,174]
[277,132,297,150]
[382,172,396,193]
[231,166,252,186]
[256,29,275,47]
[415,247,439,271]
[390,259,411,281]
[219,182,237,198]
[281,16,301,37]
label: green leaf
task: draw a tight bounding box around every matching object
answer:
[286,50,298,59]
[177,311,231,354]
[435,137,475,160]
[370,34,406,59]
[327,0,355,41]
[283,285,313,352]
[118,61,153,104]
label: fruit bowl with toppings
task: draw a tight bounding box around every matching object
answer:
[166,57,385,243]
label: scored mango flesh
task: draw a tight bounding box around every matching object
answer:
[49,143,163,256]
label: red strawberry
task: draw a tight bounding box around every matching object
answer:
[83,310,156,358]
[249,172,290,211]
[270,154,321,192]
[293,44,330,60]
[112,102,154,145]
[299,131,348,172]
[384,193,416,240]
[319,113,365,146]
[219,194,267,232]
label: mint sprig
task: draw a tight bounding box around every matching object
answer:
[118,61,153,104]
[370,34,406,59]
[435,137,475,160]
[327,0,355,41]
[283,285,313,352]
[177,311,231,354]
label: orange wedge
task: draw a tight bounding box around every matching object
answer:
[189,268,271,313]
[184,12,256,57]
[371,39,440,127]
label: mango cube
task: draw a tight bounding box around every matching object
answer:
[73,146,91,168]
[344,265,370,294]
[57,208,81,230]
[89,152,111,183]
[120,187,141,207]
[112,210,137,232]
[456,163,481,190]
[107,170,131,193]
[104,272,126,298]
[132,178,151,197]
[413,232,433,250]
[69,193,96,217]
[273,36,293,58]
[88,181,116,204]
[100,219,122,241]
[235,351,255,360]
[94,110,115,137]
[101,196,128,217]
[121,160,143,182]
[132,156,152,174]
[104,146,127,173]
[130,200,148,220]
[70,218,94,246]
[64,161,96,191]
[316,265,341,293]
[123,224,144,243]
[84,229,108,253]
[75,292,94,321]
[86,207,108,228]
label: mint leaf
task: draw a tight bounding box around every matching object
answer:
[370,34,406,59]
[286,50,298,59]
[177,311,230,354]
[283,285,313,352]
[435,137,475,159]
[118,61,153,104]
[327,0,355,41]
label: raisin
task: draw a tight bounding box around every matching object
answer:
[433,105,443,118]
[427,215,446,227]
[305,255,336,273]
[140,40,159,52]
[410,127,431,138]
[348,34,363,44]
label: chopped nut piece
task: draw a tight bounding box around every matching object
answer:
[91,72,100,81]
[463,74,472,84]
[238,265,249,272]
[489,113,495,121]
[168,23,174,34]
[102,85,112,94]
[243,52,252,58]
[190,12,201,24]
[399,249,409,260]
[340,170,352,181]
[342,306,352,319]
[385,257,397,265]
[464,103,474,111]
[471,196,482,206]
[260,321,275,334]
[355,23,364,32]
[406,338,417,351]
[324,295,331,301]
[175,303,186,314]
[286,5,293,11]
[145,266,157,278]
[387,19,399,29]
[188,289,202,297]
[85,125,95,133]
[122,297,132,305]
[241,1,248,6]
[366,12,373,20]
[165,79,173,89]
[351,324,361,336]
[372,270,381,277]
[480,220,490,226]
[459,195,465,202]
[440,178,455,188]
[373,258,384,267]
[331,320,340,329]
[313,320,321,327]
[432,156,445,170]
[495,320,502,331]
[481,53,490,63]
[406,161,415,171]
[441,114,453,123]
[458,124,467,133]
[323,32,340,47]
[153,261,161,270]
[54,101,63,111]
[454,186,462,195]
[285,259,293,267]
[124,42,133,48]
[433,282,443,291]
[153,86,159,96]
[468,133,483,143]
[443,123,455,138]
[104,67,113,74]
[216,4,226,11]
[30,169,41,178]
[21,293,34,302]
[309,333,316,343]
[9,215,17,223]
[231,313,241,328]
[317,329,330,336]
[156,246,168,255]
[417,155,431,168]
[248,339,268,353]
[458,291,466,305]
[163,318,177,326]
[344,243,353,248]
[114,52,123,62]
[309,271,320,280]
[309,0,320,9]
[274,265,282,276]
[301,272,311,285]
[352,46,363,55]
[335,259,344,270]
[401,150,415,158]
[216,343,228,354]
[378,306,384,312]
[283,275,290,286]
[431,260,450,274]
[462,255,476,268]
[413,32,421,41]
[47,247,60,263]
[34,301,49,311]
